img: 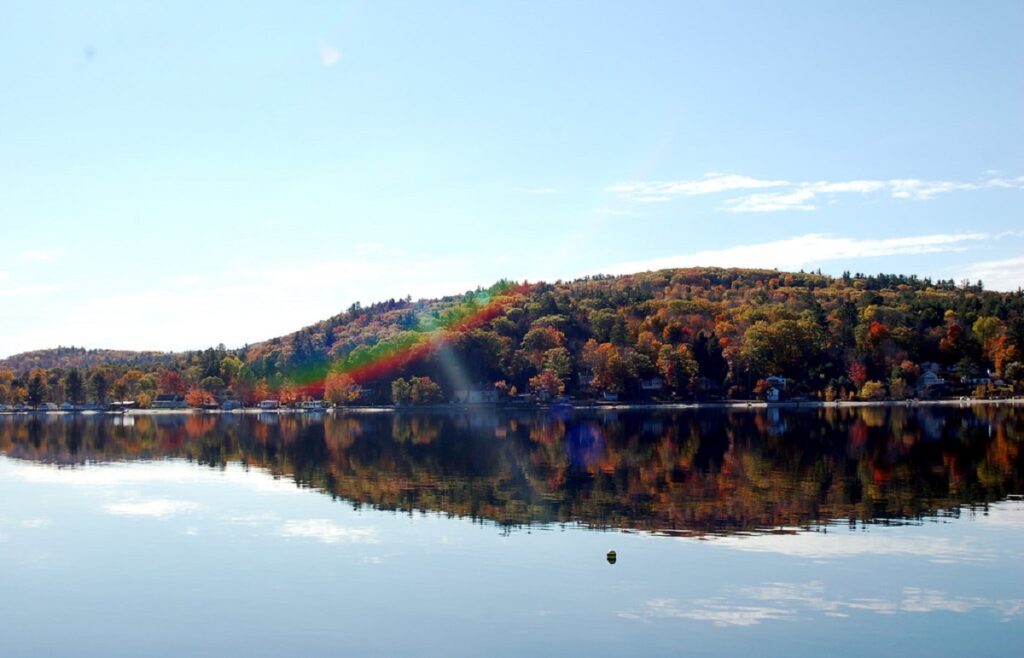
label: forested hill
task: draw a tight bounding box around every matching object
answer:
[3,267,1024,407]
[0,346,176,372]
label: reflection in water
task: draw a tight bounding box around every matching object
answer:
[1,406,1022,535]
[621,577,1024,627]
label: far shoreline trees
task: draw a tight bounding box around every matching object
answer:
[1,268,1023,407]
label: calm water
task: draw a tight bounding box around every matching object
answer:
[1,406,1022,657]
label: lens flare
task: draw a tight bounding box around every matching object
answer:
[283,281,531,397]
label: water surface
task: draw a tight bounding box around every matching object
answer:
[1,407,1022,656]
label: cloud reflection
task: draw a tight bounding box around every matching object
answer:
[279,519,379,544]
[104,499,199,518]
[704,529,996,563]
[623,581,1024,627]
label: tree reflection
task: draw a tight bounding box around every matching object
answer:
[1,406,1021,535]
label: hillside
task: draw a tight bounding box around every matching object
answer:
[0,346,176,372]
[2,267,1024,407]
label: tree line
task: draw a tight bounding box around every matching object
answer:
[2,267,1024,407]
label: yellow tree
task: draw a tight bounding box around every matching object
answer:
[325,372,360,405]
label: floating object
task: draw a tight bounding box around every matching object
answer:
[606,550,617,565]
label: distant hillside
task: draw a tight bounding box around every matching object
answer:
[2,267,1024,407]
[0,346,176,372]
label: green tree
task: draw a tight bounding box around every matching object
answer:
[64,368,85,405]
[741,318,825,379]
[657,344,699,395]
[27,371,48,407]
[542,347,573,380]
[88,370,110,404]
[391,378,412,405]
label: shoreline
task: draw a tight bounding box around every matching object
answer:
[2,397,1022,416]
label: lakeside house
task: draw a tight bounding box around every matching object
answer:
[453,388,498,404]
[918,363,947,398]
[640,378,664,391]
[765,375,788,402]
[259,400,280,410]
[152,394,187,409]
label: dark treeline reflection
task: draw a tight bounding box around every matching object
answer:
[2,407,1022,535]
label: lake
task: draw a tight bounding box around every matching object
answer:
[1,406,1022,657]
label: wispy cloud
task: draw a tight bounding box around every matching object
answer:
[608,172,1024,212]
[958,255,1024,292]
[0,251,484,355]
[723,189,816,213]
[605,232,989,274]
[317,39,341,67]
[608,173,788,200]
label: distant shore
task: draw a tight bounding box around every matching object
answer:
[2,397,1022,416]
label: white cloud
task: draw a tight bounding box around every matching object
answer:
[104,499,199,518]
[607,172,1023,212]
[279,519,379,544]
[0,251,483,355]
[958,255,1024,292]
[722,188,816,213]
[607,173,788,200]
[887,179,978,200]
[806,180,887,194]
[985,176,1024,190]
[317,39,341,67]
[605,232,989,274]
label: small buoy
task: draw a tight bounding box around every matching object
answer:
[606,550,617,565]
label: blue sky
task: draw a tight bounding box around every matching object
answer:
[1,1,1022,356]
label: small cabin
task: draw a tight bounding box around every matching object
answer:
[259,400,280,410]
[452,388,498,404]
[640,378,664,391]
[152,394,187,409]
